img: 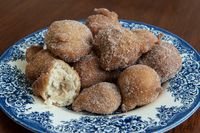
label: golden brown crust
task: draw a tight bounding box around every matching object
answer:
[95,27,159,71]
[26,45,43,62]
[25,49,55,82]
[45,20,93,62]
[73,54,113,88]
[86,8,122,35]
[118,65,162,112]
[98,27,141,71]
[32,71,51,100]
[138,41,182,82]
[72,82,121,114]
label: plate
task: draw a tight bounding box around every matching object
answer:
[0,20,199,133]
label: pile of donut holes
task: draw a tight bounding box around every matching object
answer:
[25,8,182,114]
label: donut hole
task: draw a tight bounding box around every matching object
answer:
[44,61,80,106]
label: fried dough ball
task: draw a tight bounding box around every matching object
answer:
[26,45,43,62]
[32,60,81,106]
[45,20,93,62]
[138,41,182,82]
[72,82,121,114]
[96,27,159,71]
[118,65,162,112]
[73,54,113,88]
[86,8,122,35]
[25,49,55,81]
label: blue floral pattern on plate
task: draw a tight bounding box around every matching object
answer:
[0,20,199,133]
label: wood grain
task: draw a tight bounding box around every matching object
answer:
[0,0,199,132]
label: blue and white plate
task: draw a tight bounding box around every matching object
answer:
[0,20,199,133]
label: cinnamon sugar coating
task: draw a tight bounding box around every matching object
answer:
[86,8,122,35]
[118,65,162,112]
[45,20,93,62]
[138,41,182,82]
[95,27,159,71]
[72,82,121,114]
[25,49,55,82]
[73,54,115,88]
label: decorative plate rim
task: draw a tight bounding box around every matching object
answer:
[0,19,199,133]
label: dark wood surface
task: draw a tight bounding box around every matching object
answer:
[0,0,199,132]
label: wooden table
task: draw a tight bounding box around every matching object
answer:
[0,0,199,132]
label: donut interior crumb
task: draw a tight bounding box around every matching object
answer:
[44,61,79,106]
